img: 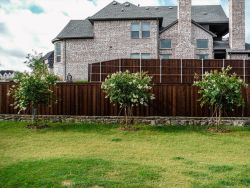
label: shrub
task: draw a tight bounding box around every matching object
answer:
[101,71,155,125]
[8,52,58,125]
[193,66,247,128]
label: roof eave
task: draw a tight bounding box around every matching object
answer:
[89,17,163,22]
[52,36,94,43]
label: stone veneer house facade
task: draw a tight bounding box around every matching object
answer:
[51,0,250,81]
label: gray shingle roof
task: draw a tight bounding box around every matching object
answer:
[54,19,93,41]
[213,41,230,50]
[89,2,228,26]
[54,1,229,42]
[214,41,250,52]
[89,1,162,21]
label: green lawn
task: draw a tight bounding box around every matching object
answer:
[0,121,249,188]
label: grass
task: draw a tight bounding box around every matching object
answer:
[0,122,249,188]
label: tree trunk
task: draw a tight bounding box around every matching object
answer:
[32,106,37,125]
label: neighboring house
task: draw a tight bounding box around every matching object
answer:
[0,70,15,81]
[43,51,54,73]
[52,0,250,81]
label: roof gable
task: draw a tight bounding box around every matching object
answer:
[160,20,217,37]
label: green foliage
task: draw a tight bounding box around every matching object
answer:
[101,71,154,107]
[101,71,154,124]
[193,66,247,126]
[8,53,58,122]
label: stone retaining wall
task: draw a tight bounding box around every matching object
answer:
[0,114,249,126]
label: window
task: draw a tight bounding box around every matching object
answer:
[142,22,150,38]
[55,42,61,62]
[160,39,172,49]
[130,53,150,59]
[130,53,140,59]
[141,53,150,59]
[131,22,151,39]
[131,23,140,39]
[197,39,208,49]
[160,54,172,60]
[197,54,209,60]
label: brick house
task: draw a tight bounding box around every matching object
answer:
[51,0,250,81]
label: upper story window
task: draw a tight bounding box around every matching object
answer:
[160,54,172,60]
[55,42,61,62]
[197,54,208,60]
[131,22,151,39]
[142,22,150,38]
[131,23,140,39]
[197,39,208,49]
[160,39,172,49]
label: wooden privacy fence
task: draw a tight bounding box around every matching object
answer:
[88,59,250,84]
[1,83,250,117]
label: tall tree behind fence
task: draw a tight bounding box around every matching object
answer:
[89,59,250,84]
[0,83,249,117]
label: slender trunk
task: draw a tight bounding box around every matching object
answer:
[124,106,128,126]
[32,105,37,126]
[218,106,222,128]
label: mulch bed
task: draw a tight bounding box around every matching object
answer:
[208,127,232,133]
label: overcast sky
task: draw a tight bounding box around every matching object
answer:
[0,0,249,71]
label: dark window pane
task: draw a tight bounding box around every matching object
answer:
[142,31,150,38]
[160,39,171,48]
[131,31,140,38]
[197,39,208,48]
[56,56,61,62]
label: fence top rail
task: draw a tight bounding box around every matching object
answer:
[90,59,248,66]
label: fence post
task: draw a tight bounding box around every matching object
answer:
[243,58,246,82]
[119,58,121,72]
[201,59,204,79]
[222,59,225,69]
[89,63,92,82]
[180,59,183,83]
[99,62,102,82]
[140,55,142,73]
[160,58,162,83]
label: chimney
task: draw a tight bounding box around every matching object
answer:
[175,0,194,59]
[178,0,192,43]
[229,0,245,50]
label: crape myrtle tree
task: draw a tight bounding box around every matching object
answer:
[193,66,247,129]
[8,52,58,125]
[101,71,155,125]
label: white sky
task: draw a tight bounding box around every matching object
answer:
[0,0,249,71]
